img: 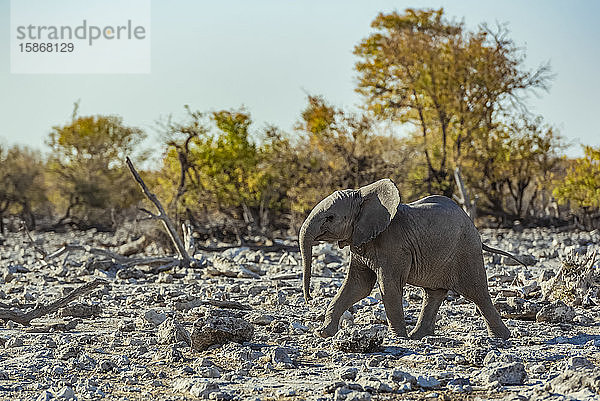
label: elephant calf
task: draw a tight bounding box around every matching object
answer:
[299,178,514,340]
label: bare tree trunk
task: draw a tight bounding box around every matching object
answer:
[453,167,477,221]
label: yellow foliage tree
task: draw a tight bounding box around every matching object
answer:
[47,114,146,229]
[554,146,600,212]
[0,145,47,232]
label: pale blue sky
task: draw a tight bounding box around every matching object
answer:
[1,0,598,157]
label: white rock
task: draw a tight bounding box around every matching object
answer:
[291,321,309,332]
[333,325,386,353]
[340,310,354,328]
[56,386,76,400]
[447,378,472,393]
[536,300,575,323]
[36,390,54,401]
[249,314,274,325]
[565,356,594,370]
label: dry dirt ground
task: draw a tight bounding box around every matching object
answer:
[0,227,599,401]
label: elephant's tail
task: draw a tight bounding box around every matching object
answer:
[482,243,528,268]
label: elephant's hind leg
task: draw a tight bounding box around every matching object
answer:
[470,292,511,339]
[458,270,511,339]
[409,288,448,340]
[319,258,376,338]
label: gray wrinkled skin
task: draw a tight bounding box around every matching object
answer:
[299,178,511,340]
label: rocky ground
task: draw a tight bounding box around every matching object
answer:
[0,227,599,401]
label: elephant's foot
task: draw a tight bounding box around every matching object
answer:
[488,324,511,340]
[389,324,408,338]
[317,322,339,338]
[408,326,434,340]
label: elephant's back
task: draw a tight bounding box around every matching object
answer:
[397,195,483,288]
[407,195,460,210]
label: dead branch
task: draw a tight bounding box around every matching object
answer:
[0,279,107,326]
[195,243,299,253]
[126,157,193,266]
[27,239,184,272]
[21,220,47,259]
[47,244,131,263]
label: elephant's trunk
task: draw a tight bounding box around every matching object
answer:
[299,216,319,303]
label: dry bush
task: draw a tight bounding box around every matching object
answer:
[542,248,599,305]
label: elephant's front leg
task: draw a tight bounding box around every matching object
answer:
[378,269,408,337]
[319,257,376,338]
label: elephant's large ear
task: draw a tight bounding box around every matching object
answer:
[352,179,401,247]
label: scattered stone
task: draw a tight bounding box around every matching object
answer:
[119,320,136,332]
[5,336,23,348]
[480,362,527,385]
[59,303,102,318]
[333,325,386,353]
[36,390,54,401]
[547,371,600,397]
[157,272,174,284]
[390,369,416,385]
[56,386,76,400]
[291,321,309,332]
[483,349,517,365]
[271,346,295,368]
[535,300,576,323]
[339,367,358,381]
[173,378,220,398]
[573,314,594,325]
[340,310,354,328]
[116,267,145,280]
[143,309,167,326]
[249,313,274,325]
[334,386,371,401]
[496,297,542,320]
[565,356,594,370]
[358,377,392,393]
[98,359,117,372]
[416,375,440,389]
[447,378,472,393]
[157,317,191,346]
[1,228,598,400]
[196,366,221,378]
[190,315,254,351]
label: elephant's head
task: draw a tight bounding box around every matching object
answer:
[299,179,401,302]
